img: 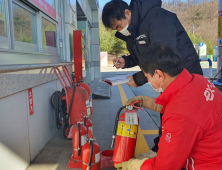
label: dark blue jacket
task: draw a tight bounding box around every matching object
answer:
[115,0,203,86]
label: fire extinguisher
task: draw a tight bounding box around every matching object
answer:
[68,83,90,125]
[63,82,90,140]
[68,122,88,169]
[82,129,100,170]
[65,84,91,140]
[111,101,144,165]
[84,116,93,136]
[79,77,93,116]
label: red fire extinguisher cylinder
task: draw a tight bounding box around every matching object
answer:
[68,84,89,125]
[112,101,144,166]
[113,110,139,165]
[68,122,87,169]
[82,130,101,170]
[79,79,93,116]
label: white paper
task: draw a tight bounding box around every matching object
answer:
[103,74,131,86]
[104,74,131,82]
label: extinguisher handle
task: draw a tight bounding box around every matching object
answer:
[77,122,81,156]
[88,128,93,139]
[130,100,144,111]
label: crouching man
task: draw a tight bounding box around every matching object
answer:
[116,43,222,170]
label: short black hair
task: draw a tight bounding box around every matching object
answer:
[139,43,183,77]
[102,0,130,28]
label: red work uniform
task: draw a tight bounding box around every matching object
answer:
[141,69,222,170]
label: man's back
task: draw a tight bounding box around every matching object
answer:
[136,6,203,75]
[165,72,222,169]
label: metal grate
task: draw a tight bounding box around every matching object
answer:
[92,81,111,99]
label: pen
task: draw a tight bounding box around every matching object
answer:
[113,60,118,67]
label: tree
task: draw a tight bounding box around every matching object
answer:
[99,21,115,53]
[99,21,128,56]
[187,32,214,55]
[162,0,217,55]
[204,38,214,55]
[187,31,203,45]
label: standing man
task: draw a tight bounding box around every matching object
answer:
[116,43,222,170]
[102,0,203,157]
[102,0,203,86]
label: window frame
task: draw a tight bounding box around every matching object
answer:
[0,0,10,50]
[41,13,58,55]
[11,0,39,53]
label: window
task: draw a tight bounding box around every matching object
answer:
[70,0,76,12]
[12,3,37,44]
[42,17,56,47]
[0,0,7,37]
[45,0,56,9]
[58,0,64,59]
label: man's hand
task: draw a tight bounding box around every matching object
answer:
[114,158,148,170]
[125,96,163,113]
[125,96,144,107]
[113,57,125,69]
[126,76,138,87]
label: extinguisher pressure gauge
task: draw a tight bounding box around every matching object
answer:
[126,105,133,111]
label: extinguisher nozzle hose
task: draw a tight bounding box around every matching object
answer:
[88,139,93,170]
[84,116,87,126]
[111,135,115,148]
[67,85,76,125]
[112,106,126,148]
[77,123,81,156]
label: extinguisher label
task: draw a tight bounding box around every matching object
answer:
[117,121,138,139]
[89,126,93,135]
[95,152,100,163]
[81,135,87,146]
[89,94,92,107]
[86,100,90,107]
[87,108,91,116]
[125,112,138,125]
[86,100,91,115]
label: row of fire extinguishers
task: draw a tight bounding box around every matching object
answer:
[51,66,100,170]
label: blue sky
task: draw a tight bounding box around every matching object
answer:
[99,0,131,8]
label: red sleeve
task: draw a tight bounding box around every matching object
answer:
[160,105,165,114]
[141,113,203,170]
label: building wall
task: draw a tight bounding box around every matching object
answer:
[91,10,101,79]
[0,80,63,169]
[0,65,71,170]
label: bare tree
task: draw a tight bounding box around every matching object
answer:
[162,0,218,46]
